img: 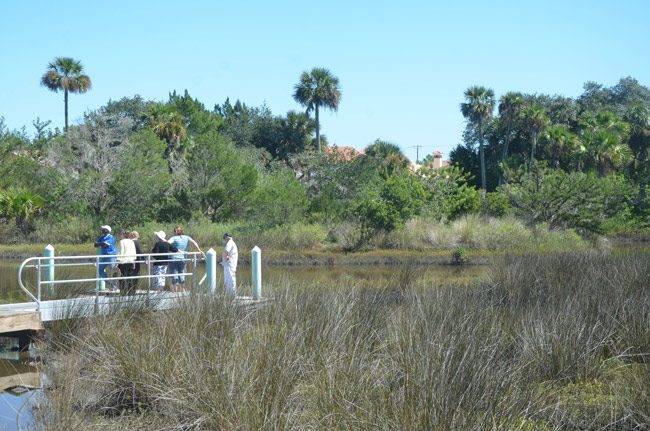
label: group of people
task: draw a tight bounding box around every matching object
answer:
[94,225,238,294]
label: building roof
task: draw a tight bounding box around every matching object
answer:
[323,146,364,161]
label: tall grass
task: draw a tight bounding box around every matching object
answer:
[33,251,650,429]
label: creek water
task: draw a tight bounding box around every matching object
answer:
[0,257,486,429]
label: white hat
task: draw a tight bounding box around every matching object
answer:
[154,230,166,241]
[101,225,111,233]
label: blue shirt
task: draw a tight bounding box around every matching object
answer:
[169,235,192,260]
[96,234,116,255]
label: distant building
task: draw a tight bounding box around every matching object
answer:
[412,150,450,172]
[323,145,365,161]
[431,150,449,169]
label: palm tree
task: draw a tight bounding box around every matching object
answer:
[497,92,524,183]
[364,139,410,176]
[542,125,579,169]
[579,110,631,175]
[460,86,495,194]
[147,105,187,174]
[293,67,341,153]
[522,103,548,169]
[0,189,45,234]
[583,129,631,175]
[41,57,92,132]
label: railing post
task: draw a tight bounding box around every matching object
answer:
[192,253,198,291]
[206,248,217,295]
[44,244,55,294]
[96,247,105,291]
[36,259,42,302]
[252,246,262,300]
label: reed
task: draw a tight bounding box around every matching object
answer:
[33,250,650,429]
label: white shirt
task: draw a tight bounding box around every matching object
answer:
[223,239,238,270]
[116,238,136,263]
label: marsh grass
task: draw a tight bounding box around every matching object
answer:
[3,216,593,262]
[33,251,650,430]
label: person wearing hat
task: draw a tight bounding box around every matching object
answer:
[151,231,178,291]
[222,233,238,295]
[94,225,117,290]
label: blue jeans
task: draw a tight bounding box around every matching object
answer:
[99,256,116,279]
[169,259,186,284]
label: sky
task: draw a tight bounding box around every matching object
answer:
[1,0,649,163]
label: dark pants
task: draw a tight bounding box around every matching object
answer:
[132,261,143,289]
[118,263,136,295]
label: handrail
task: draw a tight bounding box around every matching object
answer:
[17,252,206,310]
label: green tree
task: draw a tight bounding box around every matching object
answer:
[147,104,188,174]
[461,86,495,195]
[248,170,308,227]
[542,125,580,169]
[353,173,428,244]
[41,57,92,132]
[0,188,45,234]
[364,139,410,177]
[579,111,631,175]
[293,67,341,153]
[188,131,258,221]
[498,91,524,171]
[522,103,549,169]
[102,130,173,226]
[624,104,650,217]
[501,163,630,233]
[417,165,480,220]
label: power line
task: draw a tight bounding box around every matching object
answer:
[409,145,435,163]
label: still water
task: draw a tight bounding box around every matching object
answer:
[0,257,486,430]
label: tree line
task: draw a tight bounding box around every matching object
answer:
[0,57,647,245]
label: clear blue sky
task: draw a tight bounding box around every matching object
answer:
[1,0,649,163]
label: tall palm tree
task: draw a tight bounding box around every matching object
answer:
[41,57,92,132]
[293,67,341,153]
[497,91,524,183]
[522,103,548,169]
[461,86,495,194]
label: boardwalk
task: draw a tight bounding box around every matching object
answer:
[2,248,265,348]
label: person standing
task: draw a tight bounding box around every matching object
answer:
[222,233,238,295]
[130,231,144,290]
[167,226,203,292]
[94,225,117,290]
[151,231,177,291]
[116,230,137,295]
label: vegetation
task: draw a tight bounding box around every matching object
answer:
[33,251,650,429]
[1,69,650,253]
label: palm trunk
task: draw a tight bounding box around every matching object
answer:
[552,147,561,168]
[315,105,321,152]
[479,119,487,197]
[64,88,69,132]
[529,129,537,170]
[499,115,513,185]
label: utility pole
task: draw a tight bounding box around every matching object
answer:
[413,145,424,163]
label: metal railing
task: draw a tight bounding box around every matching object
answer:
[17,252,206,310]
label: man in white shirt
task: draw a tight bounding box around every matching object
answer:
[222,233,238,295]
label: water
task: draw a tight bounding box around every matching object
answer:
[0,352,39,431]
